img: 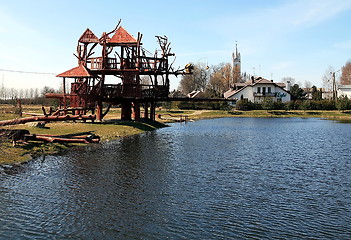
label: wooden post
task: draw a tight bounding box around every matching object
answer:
[144,102,149,119]
[17,99,22,117]
[150,101,155,121]
[132,101,140,121]
[63,77,67,109]
[121,100,132,120]
[96,101,103,121]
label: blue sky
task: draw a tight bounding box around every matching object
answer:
[1,0,351,90]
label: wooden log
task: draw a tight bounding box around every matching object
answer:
[24,134,100,144]
[0,115,96,126]
[22,112,43,116]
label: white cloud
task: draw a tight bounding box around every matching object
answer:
[205,0,351,43]
[291,0,351,27]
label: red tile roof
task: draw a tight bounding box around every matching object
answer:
[56,65,92,78]
[109,26,137,45]
[253,79,274,84]
[78,28,99,43]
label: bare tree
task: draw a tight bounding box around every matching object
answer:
[178,63,209,94]
[28,88,34,98]
[282,77,295,86]
[0,81,4,100]
[18,89,24,99]
[9,88,18,99]
[24,88,29,99]
[41,86,56,97]
[34,88,39,99]
[322,66,335,91]
[208,63,232,96]
[304,80,312,89]
[304,80,312,98]
[340,61,351,85]
[140,76,152,85]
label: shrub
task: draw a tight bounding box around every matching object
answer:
[235,99,260,111]
[336,96,351,112]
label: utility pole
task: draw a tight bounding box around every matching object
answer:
[332,72,336,101]
[331,70,341,101]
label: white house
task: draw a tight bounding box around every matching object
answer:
[337,85,351,98]
[224,77,291,103]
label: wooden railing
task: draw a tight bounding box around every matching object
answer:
[101,84,169,99]
[88,57,121,70]
[88,56,168,72]
[141,85,168,98]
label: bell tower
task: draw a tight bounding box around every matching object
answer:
[232,43,241,83]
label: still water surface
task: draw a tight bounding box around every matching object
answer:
[0,118,350,239]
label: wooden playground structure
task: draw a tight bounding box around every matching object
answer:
[46,20,192,121]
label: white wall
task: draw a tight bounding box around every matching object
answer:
[338,86,351,98]
[230,85,291,102]
[232,87,254,101]
[275,87,291,102]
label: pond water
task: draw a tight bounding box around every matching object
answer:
[0,118,350,239]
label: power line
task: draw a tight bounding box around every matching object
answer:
[0,68,57,75]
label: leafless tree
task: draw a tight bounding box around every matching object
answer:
[282,77,295,86]
[178,63,209,94]
[304,80,312,89]
[140,76,152,85]
[322,66,336,91]
[208,63,232,96]
[304,80,312,97]
[340,61,351,85]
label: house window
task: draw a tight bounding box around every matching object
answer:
[268,87,271,93]
[262,87,266,94]
[257,87,261,93]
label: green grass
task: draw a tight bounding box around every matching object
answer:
[156,109,351,121]
[0,119,167,165]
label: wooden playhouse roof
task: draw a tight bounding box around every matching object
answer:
[56,65,92,78]
[78,28,99,43]
[109,26,137,45]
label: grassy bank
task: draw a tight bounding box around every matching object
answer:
[2,104,351,165]
[158,109,351,121]
[0,114,166,165]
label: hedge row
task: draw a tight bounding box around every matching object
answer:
[235,99,342,111]
[171,99,349,111]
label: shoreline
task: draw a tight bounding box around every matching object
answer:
[2,109,351,167]
[0,119,168,167]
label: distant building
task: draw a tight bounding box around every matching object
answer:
[304,87,332,100]
[337,85,351,98]
[322,90,333,100]
[303,87,320,100]
[231,44,252,83]
[232,44,241,84]
[224,77,291,103]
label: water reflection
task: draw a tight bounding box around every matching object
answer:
[0,118,350,239]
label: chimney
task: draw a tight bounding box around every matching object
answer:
[286,81,291,91]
